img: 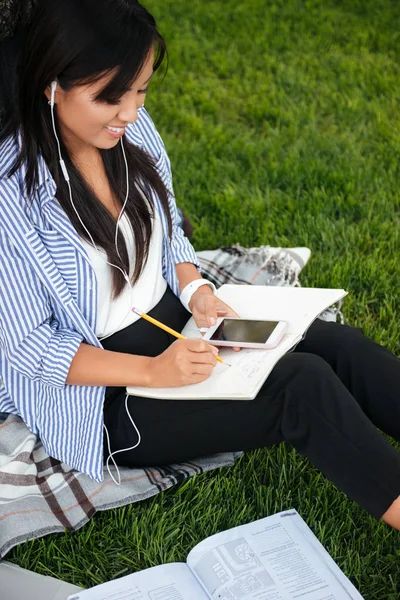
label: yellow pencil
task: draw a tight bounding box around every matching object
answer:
[132,306,229,365]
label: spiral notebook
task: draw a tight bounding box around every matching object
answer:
[126,285,347,401]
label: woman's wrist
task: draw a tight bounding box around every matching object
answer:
[180,278,216,312]
[131,355,154,387]
[188,285,214,312]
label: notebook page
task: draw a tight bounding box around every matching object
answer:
[67,563,208,600]
[187,511,364,600]
[215,286,347,335]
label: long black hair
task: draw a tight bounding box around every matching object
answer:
[0,0,172,298]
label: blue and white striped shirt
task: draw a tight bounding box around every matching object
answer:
[0,109,199,481]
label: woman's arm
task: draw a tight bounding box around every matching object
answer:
[0,226,152,389]
[67,262,221,387]
[66,339,218,388]
[66,343,152,386]
[175,261,210,293]
[0,228,217,390]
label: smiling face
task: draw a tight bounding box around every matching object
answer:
[47,48,154,160]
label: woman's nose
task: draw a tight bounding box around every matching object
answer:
[118,100,143,124]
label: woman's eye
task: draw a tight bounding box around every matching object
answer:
[102,86,149,104]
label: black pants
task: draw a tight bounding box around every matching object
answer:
[102,287,400,518]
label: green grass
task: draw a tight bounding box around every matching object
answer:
[8,0,400,598]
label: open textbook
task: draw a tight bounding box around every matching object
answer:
[126,285,347,400]
[67,510,364,600]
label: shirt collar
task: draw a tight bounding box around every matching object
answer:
[37,152,53,189]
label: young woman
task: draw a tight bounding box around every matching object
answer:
[0,0,400,529]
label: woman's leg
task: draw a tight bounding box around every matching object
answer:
[104,351,400,523]
[296,319,400,440]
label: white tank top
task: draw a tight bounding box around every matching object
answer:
[81,212,167,339]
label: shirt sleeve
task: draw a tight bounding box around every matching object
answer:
[166,176,201,269]
[0,227,83,388]
[130,109,201,270]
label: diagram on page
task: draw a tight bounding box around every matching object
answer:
[193,537,276,599]
[188,513,362,600]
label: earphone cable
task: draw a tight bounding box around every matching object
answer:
[49,82,142,484]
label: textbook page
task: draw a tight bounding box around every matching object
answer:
[67,562,208,600]
[187,510,364,600]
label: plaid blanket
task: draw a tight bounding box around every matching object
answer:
[197,244,305,287]
[0,244,313,559]
[0,414,241,558]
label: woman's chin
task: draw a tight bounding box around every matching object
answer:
[95,136,122,150]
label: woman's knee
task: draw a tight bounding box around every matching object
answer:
[298,320,365,358]
[272,352,338,392]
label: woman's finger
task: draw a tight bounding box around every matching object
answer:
[188,350,218,365]
[191,362,215,376]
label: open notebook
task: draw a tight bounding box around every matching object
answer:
[68,510,364,600]
[126,285,347,401]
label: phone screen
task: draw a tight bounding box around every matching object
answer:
[210,319,280,344]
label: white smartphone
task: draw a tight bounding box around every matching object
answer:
[203,317,288,349]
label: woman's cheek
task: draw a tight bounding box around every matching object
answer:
[92,105,115,129]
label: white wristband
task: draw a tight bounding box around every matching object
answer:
[180,279,217,313]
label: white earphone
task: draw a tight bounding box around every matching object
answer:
[49,79,141,484]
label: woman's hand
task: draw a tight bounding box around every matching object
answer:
[148,339,219,387]
[189,286,238,329]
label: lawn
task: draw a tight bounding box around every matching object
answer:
[8,0,400,598]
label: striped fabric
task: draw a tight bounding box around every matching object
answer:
[0,108,200,482]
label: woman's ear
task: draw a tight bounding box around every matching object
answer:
[44,81,58,105]
[44,86,52,104]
